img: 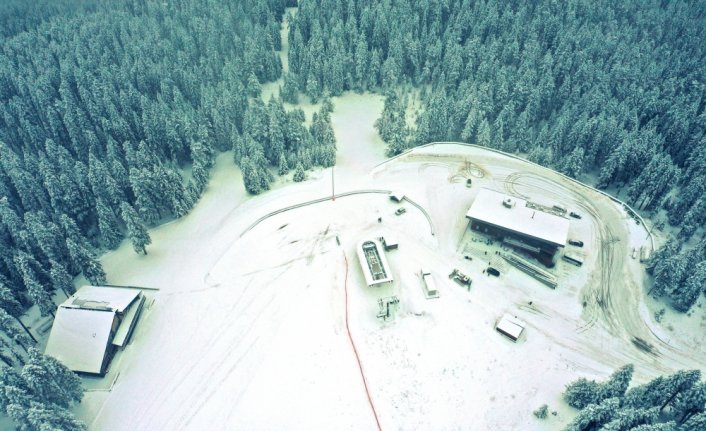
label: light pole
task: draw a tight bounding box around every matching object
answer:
[331,165,335,201]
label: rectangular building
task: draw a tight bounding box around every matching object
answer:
[496,314,526,342]
[466,188,570,266]
[357,240,394,286]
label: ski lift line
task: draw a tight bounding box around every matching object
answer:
[342,251,383,431]
[239,189,435,237]
[100,283,161,291]
[239,190,392,237]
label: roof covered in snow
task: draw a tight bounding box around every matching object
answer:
[45,286,146,374]
[44,307,115,374]
[466,188,569,247]
[496,314,526,341]
[357,239,394,286]
[62,285,141,313]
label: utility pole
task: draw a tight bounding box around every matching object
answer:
[331,166,335,201]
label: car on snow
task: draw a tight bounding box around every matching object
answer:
[568,239,584,247]
[487,267,500,277]
[569,211,582,219]
[395,208,407,215]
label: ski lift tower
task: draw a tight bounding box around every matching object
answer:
[377,296,400,321]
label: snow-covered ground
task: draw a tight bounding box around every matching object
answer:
[67,92,706,431]
[62,9,706,431]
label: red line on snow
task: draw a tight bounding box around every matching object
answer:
[342,252,383,431]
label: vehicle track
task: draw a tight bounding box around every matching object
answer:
[499,171,699,366]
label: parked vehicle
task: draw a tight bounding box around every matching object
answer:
[487,267,500,277]
[568,239,584,247]
[569,211,582,219]
[552,204,567,214]
[395,208,406,215]
[420,269,439,298]
[466,178,473,188]
[449,269,472,287]
[563,252,584,266]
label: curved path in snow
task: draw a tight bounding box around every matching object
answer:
[240,189,435,237]
[391,142,702,373]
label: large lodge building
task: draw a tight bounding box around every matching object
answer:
[466,188,570,267]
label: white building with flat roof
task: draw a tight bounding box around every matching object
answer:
[496,314,526,342]
[357,239,394,287]
[466,188,570,266]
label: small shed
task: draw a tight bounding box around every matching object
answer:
[380,235,398,251]
[496,314,526,342]
[390,192,405,203]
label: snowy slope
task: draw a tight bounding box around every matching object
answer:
[73,96,705,431]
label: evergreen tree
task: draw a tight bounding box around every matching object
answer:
[0,365,26,411]
[49,260,76,298]
[0,279,37,341]
[564,377,602,409]
[22,348,83,408]
[0,307,34,350]
[281,72,300,104]
[599,407,659,431]
[624,370,701,411]
[66,238,106,285]
[600,364,635,401]
[628,422,677,431]
[95,199,122,250]
[25,401,87,431]
[564,397,620,431]
[120,203,151,255]
[681,412,706,430]
[293,163,305,182]
[14,253,54,317]
[672,382,706,424]
[241,156,263,195]
[278,153,289,175]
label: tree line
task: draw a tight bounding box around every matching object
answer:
[288,0,706,312]
[0,0,315,428]
[560,364,705,430]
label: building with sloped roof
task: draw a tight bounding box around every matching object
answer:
[44,285,146,375]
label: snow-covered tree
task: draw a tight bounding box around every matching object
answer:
[120,203,151,255]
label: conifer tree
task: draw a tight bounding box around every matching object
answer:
[682,412,706,430]
[0,365,26,411]
[65,238,106,285]
[281,72,299,104]
[25,401,87,431]
[0,307,35,349]
[96,199,122,250]
[0,282,37,342]
[120,203,151,255]
[22,348,83,408]
[14,253,54,317]
[564,397,620,431]
[49,260,76,298]
[565,377,602,410]
[278,153,289,175]
[293,163,305,182]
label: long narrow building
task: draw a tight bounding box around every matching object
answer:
[357,239,394,287]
